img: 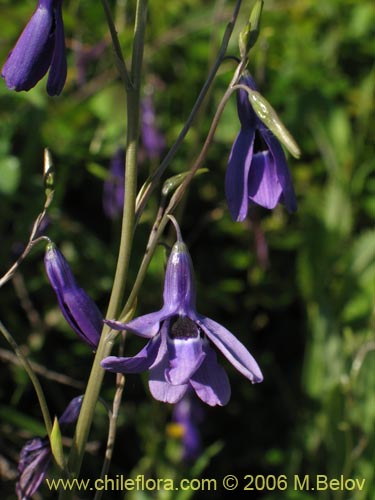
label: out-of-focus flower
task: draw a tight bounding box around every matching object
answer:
[44,243,102,349]
[225,75,297,221]
[141,95,165,160]
[2,0,67,96]
[170,391,203,462]
[16,396,83,500]
[102,220,262,406]
[73,40,107,86]
[103,148,125,219]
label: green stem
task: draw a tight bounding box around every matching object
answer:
[61,1,148,495]
[93,371,125,500]
[101,0,132,90]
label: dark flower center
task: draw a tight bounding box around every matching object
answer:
[254,130,267,153]
[169,315,200,339]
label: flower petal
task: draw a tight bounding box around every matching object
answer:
[196,316,263,383]
[105,309,169,338]
[44,243,76,290]
[2,1,54,92]
[225,128,255,221]
[46,0,67,96]
[60,288,102,349]
[163,241,196,313]
[248,151,282,210]
[44,244,102,349]
[16,437,51,500]
[262,130,297,213]
[190,341,231,406]
[149,332,188,403]
[101,335,161,373]
[165,336,206,385]
[236,76,258,128]
[58,395,84,426]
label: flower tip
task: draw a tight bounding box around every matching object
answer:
[45,241,56,253]
[103,319,127,331]
[252,373,263,384]
[172,240,189,255]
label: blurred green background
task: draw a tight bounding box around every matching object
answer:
[0,0,374,498]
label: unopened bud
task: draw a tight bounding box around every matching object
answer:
[43,148,54,191]
[247,89,301,158]
[239,0,264,58]
[44,243,103,349]
[162,169,208,197]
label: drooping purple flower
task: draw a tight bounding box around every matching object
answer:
[171,391,203,462]
[16,438,51,500]
[44,243,102,349]
[2,0,67,96]
[101,222,263,406]
[103,148,125,219]
[16,396,83,500]
[141,95,165,160]
[225,75,297,221]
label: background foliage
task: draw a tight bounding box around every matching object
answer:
[0,0,374,498]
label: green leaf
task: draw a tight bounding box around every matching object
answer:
[50,417,65,471]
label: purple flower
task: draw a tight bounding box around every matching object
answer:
[225,75,297,221]
[101,223,263,406]
[171,391,203,462]
[16,396,83,500]
[103,148,125,219]
[44,243,102,349]
[141,95,165,160]
[16,438,51,500]
[2,0,67,96]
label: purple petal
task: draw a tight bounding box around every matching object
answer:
[236,76,258,128]
[165,336,206,385]
[190,341,231,406]
[262,130,297,212]
[105,309,169,338]
[163,241,196,313]
[149,332,188,403]
[46,0,67,96]
[196,316,263,383]
[248,151,282,210]
[44,244,102,349]
[225,128,255,221]
[59,288,102,349]
[16,437,51,500]
[44,244,76,290]
[58,395,84,426]
[2,1,54,92]
[101,335,161,373]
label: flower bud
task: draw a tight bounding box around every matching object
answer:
[246,88,301,158]
[239,0,264,58]
[1,0,67,96]
[44,243,102,349]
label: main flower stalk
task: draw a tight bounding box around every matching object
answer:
[60,1,148,497]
